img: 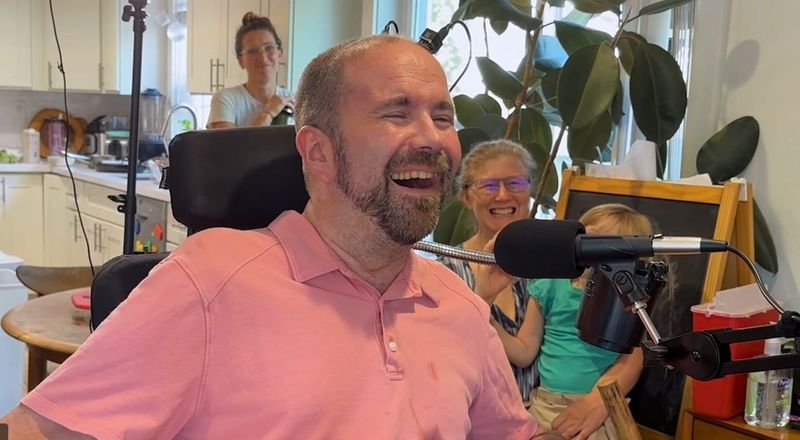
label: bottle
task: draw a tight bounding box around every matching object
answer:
[20,128,40,163]
[47,114,68,157]
[744,338,793,428]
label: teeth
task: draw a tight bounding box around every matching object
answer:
[490,208,515,215]
[390,171,435,180]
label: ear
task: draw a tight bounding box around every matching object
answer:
[296,126,335,184]
[237,54,245,69]
[458,190,472,211]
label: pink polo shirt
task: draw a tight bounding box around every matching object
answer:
[23,211,537,440]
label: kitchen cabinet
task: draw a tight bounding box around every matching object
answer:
[0,174,44,265]
[188,0,292,94]
[0,0,34,88]
[43,175,84,266]
[42,0,103,92]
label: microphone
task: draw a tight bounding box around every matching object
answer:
[494,219,728,279]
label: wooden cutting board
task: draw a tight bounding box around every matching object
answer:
[27,108,87,158]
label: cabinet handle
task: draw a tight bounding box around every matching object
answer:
[1,177,5,204]
[73,215,79,242]
[93,224,99,252]
[209,58,214,92]
[48,62,53,89]
[216,59,225,90]
[98,226,104,253]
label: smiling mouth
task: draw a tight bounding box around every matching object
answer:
[390,171,438,190]
[489,207,517,215]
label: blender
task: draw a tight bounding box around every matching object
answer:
[138,88,168,162]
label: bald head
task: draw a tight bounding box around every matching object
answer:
[295,35,443,142]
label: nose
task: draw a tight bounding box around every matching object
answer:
[494,183,512,200]
[411,114,459,164]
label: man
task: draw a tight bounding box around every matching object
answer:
[2,35,554,439]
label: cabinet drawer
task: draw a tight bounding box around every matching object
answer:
[82,182,124,225]
[45,175,84,209]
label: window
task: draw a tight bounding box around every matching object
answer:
[415,0,695,182]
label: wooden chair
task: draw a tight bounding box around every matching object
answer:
[15,266,94,297]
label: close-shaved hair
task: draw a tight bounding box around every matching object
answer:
[294,34,410,143]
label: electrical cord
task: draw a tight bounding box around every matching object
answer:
[417,21,472,92]
[48,0,95,276]
[726,245,784,315]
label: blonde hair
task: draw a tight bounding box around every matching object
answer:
[456,139,535,196]
[579,203,653,235]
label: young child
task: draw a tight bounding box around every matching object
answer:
[498,203,654,440]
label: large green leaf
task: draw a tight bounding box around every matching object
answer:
[541,69,560,109]
[568,112,612,162]
[557,43,619,129]
[476,114,509,139]
[518,108,553,149]
[554,21,612,55]
[474,93,502,115]
[617,31,647,76]
[572,0,624,14]
[433,198,474,245]
[452,0,541,30]
[630,42,687,146]
[548,0,566,6]
[526,142,559,198]
[476,56,525,101]
[457,127,491,157]
[696,116,760,183]
[491,19,509,35]
[639,0,695,17]
[753,199,778,273]
[610,79,625,124]
[453,94,486,127]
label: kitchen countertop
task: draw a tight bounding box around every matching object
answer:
[0,162,170,203]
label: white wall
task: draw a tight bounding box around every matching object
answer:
[287,0,365,90]
[683,0,800,308]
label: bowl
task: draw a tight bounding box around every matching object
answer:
[48,155,75,167]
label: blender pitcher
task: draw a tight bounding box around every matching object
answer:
[139,88,168,161]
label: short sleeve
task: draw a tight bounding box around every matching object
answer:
[529,279,552,315]
[21,259,207,440]
[467,323,539,439]
[207,89,237,127]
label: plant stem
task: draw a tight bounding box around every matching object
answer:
[503,0,546,140]
[609,7,634,49]
[483,18,489,94]
[531,122,566,216]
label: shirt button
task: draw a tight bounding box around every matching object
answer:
[388,340,398,352]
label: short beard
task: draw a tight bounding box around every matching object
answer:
[334,137,453,245]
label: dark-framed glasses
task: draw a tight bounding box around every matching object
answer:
[242,43,280,57]
[469,175,530,195]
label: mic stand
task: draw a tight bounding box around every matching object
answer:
[597,258,800,380]
[116,0,148,255]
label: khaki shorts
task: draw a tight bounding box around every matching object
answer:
[529,387,619,440]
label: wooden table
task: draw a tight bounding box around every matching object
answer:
[1,289,90,391]
[686,410,800,440]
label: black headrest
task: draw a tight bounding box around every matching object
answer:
[167,125,309,232]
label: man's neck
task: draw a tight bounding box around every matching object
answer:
[302,203,410,294]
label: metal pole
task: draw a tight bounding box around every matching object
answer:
[121,0,148,255]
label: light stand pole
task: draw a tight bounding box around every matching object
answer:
[120,0,148,255]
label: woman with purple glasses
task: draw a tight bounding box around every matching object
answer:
[438,139,539,407]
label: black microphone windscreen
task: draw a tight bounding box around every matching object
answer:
[494,219,586,279]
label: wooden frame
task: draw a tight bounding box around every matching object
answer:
[555,170,754,439]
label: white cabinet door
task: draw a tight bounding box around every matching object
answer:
[42,0,102,91]
[0,0,33,88]
[97,218,124,264]
[67,212,102,268]
[187,0,228,94]
[0,174,44,265]
[43,175,72,266]
[264,0,292,89]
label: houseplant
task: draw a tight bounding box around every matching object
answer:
[433,0,777,273]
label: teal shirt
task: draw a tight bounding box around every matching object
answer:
[530,278,620,394]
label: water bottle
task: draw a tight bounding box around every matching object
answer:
[744,338,793,428]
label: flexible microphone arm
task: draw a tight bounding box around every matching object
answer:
[412,241,496,265]
[596,244,800,381]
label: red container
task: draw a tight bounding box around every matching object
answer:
[690,285,779,419]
